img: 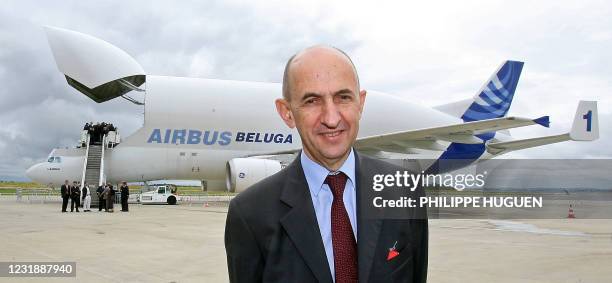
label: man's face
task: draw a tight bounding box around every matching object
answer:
[276,47,366,170]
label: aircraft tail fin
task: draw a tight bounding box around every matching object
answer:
[434,60,524,122]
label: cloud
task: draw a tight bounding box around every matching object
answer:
[0,0,610,180]
[0,0,361,180]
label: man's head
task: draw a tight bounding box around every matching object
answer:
[276,45,366,170]
[64,180,69,185]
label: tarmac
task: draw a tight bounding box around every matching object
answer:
[1,199,611,282]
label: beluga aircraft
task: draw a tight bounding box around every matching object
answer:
[26,26,599,195]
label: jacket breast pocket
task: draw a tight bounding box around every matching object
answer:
[387,243,414,281]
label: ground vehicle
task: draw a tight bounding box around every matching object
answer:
[138,185,178,205]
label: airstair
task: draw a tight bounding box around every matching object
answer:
[80,131,112,207]
[84,139,104,187]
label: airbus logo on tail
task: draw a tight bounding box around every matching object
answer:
[147,129,292,145]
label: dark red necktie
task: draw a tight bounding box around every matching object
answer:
[325,172,358,283]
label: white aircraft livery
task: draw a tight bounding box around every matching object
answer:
[26,26,599,193]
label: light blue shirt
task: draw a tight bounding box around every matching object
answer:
[301,149,357,281]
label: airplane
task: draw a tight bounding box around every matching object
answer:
[25,26,599,195]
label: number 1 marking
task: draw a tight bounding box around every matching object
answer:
[583,110,592,132]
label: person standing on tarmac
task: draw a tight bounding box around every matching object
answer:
[70,181,80,212]
[60,180,70,213]
[120,182,129,212]
[82,183,92,212]
[97,185,106,212]
[103,183,115,212]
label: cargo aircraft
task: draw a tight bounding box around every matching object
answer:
[26,27,599,194]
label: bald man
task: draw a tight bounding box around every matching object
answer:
[224,46,428,283]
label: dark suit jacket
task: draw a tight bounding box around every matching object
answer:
[225,152,428,282]
[70,186,80,199]
[120,186,130,199]
[61,185,70,199]
[97,186,104,199]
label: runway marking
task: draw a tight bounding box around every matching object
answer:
[488,220,588,237]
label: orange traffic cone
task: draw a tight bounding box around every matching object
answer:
[567,204,576,218]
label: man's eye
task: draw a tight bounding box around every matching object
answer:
[304,98,318,105]
[339,95,352,102]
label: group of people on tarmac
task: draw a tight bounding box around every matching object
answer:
[60,180,90,212]
[60,180,130,213]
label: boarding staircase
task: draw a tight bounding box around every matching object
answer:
[80,134,107,207]
[85,144,103,186]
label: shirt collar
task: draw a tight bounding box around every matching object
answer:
[301,148,356,197]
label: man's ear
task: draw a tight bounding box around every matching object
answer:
[358,89,367,116]
[275,98,296,128]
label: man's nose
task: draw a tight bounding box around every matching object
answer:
[321,100,341,128]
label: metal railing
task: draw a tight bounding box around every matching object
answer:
[99,134,106,186]
[13,188,61,203]
[80,134,91,188]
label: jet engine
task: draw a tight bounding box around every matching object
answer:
[226,158,282,193]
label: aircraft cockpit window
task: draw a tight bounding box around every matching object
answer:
[55,157,61,163]
[48,157,54,163]
[48,157,62,163]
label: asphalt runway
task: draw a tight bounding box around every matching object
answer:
[1,199,611,282]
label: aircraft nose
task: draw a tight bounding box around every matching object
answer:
[25,163,42,182]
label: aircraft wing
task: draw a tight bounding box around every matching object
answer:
[246,101,597,159]
[245,115,550,159]
[354,115,550,153]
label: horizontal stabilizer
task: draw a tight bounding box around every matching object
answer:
[487,101,599,155]
[487,134,570,154]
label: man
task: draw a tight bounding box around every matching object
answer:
[120,181,129,212]
[70,181,80,212]
[82,183,91,212]
[224,46,428,282]
[104,183,115,212]
[76,181,82,208]
[97,185,106,212]
[60,180,70,212]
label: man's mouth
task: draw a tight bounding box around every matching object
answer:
[319,130,344,138]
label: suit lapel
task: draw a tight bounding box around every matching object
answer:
[279,157,333,283]
[356,152,383,282]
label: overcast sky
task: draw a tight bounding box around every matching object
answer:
[1,0,610,181]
